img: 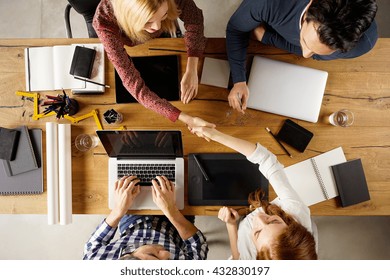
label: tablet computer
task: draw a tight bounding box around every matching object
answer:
[188,153,269,206]
[115,55,180,103]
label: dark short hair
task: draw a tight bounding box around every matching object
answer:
[305,0,377,52]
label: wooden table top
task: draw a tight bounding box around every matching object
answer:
[0,38,389,216]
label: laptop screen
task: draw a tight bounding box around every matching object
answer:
[96,130,183,159]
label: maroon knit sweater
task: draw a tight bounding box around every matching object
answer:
[93,0,206,122]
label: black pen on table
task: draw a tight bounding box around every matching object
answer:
[265,127,292,158]
[74,76,110,88]
[192,154,210,182]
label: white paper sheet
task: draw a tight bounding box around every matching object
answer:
[46,122,59,225]
[58,124,73,225]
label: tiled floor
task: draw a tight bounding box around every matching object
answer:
[0,0,389,260]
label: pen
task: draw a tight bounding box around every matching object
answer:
[74,76,110,88]
[192,154,210,182]
[265,127,292,158]
[237,93,242,109]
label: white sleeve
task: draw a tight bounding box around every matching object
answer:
[246,143,312,232]
[246,143,302,202]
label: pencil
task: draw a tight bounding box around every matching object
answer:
[265,127,292,158]
[192,154,210,182]
[74,76,110,88]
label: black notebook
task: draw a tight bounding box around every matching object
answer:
[2,126,39,176]
[0,129,43,195]
[69,45,96,79]
[188,153,269,206]
[0,127,20,161]
[277,119,313,153]
[331,159,370,207]
[115,55,180,103]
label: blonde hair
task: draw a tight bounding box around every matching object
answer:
[111,0,179,43]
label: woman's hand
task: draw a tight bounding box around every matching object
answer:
[189,126,219,142]
[218,206,240,225]
[180,69,198,104]
[178,113,216,141]
[180,57,200,104]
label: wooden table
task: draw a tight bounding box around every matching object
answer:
[0,38,389,216]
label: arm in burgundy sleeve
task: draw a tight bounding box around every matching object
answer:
[175,0,207,57]
[93,0,181,122]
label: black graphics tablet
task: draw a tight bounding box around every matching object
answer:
[115,55,180,103]
[188,153,269,206]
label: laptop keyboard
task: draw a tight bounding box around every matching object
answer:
[117,163,175,186]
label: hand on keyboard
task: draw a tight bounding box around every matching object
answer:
[112,176,141,217]
[151,176,176,214]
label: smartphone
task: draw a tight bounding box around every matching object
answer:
[276,119,313,152]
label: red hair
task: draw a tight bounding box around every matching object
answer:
[248,189,317,260]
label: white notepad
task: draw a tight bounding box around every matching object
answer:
[284,147,347,206]
[200,57,230,88]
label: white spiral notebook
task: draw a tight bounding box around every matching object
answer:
[284,147,346,206]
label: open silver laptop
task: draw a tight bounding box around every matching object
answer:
[97,130,184,210]
[247,56,328,123]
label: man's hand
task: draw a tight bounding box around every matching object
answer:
[228,82,249,114]
[151,176,177,215]
[152,176,199,240]
[106,176,141,228]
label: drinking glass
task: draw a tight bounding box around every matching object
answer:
[74,134,99,152]
[329,109,354,127]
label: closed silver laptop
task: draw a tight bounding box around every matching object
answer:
[247,56,328,123]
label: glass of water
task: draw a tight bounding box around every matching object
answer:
[75,134,99,152]
[329,109,354,127]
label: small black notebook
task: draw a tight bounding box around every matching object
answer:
[331,159,370,207]
[69,46,96,79]
[0,127,20,161]
[188,153,269,206]
[277,119,313,153]
[2,126,39,176]
[115,55,180,103]
[0,129,43,195]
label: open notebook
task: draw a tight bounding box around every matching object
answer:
[284,147,346,206]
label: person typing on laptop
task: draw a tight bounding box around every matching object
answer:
[83,175,208,260]
[189,126,317,260]
[226,0,378,113]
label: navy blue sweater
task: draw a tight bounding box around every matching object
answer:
[227,0,378,83]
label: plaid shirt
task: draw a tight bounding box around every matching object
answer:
[83,216,208,260]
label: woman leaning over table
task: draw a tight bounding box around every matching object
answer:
[93,0,212,128]
[190,126,317,260]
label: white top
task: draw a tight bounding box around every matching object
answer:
[237,143,312,260]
